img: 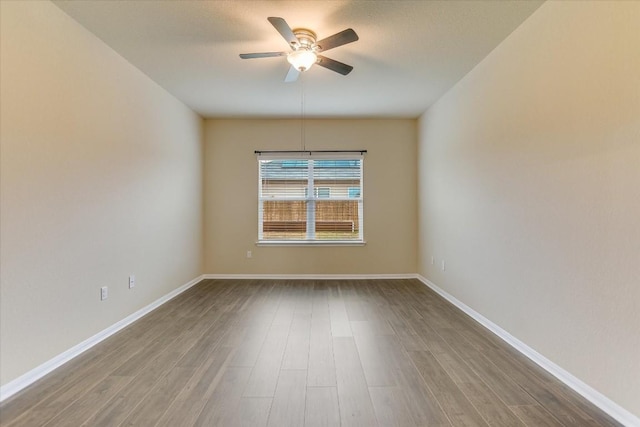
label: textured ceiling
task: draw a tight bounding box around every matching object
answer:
[53,0,543,118]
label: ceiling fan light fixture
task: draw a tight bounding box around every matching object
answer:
[287,49,317,72]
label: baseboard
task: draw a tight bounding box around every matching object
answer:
[415,275,640,427]
[203,273,416,280]
[0,274,205,403]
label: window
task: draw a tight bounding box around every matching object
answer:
[315,187,331,199]
[304,187,331,198]
[258,155,364,243]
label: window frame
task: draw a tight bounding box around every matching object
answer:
[257,155,365,246]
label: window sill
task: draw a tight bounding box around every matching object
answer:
[256,240,366,247]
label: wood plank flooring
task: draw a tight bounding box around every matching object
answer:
[0,279,621,426]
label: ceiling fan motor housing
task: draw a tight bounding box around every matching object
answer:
[292,28,317,49]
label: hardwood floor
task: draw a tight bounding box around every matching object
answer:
[0,279,621,426]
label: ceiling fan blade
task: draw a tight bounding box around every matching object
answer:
[240,52,287,59]
[268,17,298,48]
[315,28,359,52]
[316,55,354,76]
[284,66,300,83]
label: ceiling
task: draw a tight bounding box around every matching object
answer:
[53,0,543,119]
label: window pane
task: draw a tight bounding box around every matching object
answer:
[260,160,308,199]
[313,159,361,203]
[315,200,361,240]
[262,180,306,198]
[261,200,308,240]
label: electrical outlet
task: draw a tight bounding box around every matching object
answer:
[441,261,446,271]
[431,256,434,265]
[246,250,252,259]
[129,275,135,289]
[101,286,108,300]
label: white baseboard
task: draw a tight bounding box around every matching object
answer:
[0,274,205,403]
[202,273,416,280]
[415,275,640,427]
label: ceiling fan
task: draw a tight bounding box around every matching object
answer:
[239,17,359,82]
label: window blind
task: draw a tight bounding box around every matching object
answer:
[257,152,364,243]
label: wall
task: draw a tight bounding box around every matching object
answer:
[0,1,203,386]
[418,0,639,418]
[204,119,416,275]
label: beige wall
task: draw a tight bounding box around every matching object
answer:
[0,2,203,385]
[418,0,640,417]
[204,119,417,274]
